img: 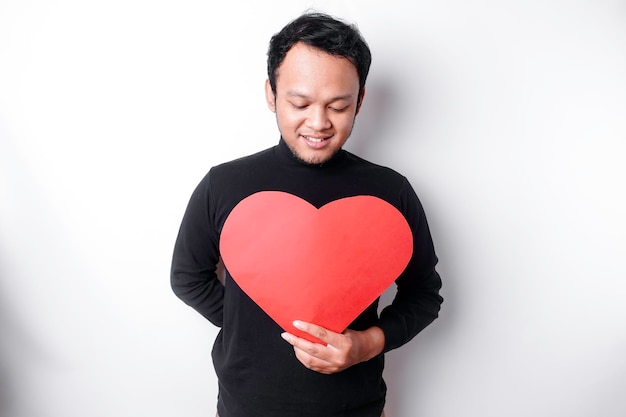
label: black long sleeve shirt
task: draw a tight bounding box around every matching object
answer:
[171,139,443,417]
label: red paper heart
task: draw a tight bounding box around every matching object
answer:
[220,191,413,344]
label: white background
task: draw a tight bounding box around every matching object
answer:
[1,1,625,416]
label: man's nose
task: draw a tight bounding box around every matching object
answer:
[307,106,331,131]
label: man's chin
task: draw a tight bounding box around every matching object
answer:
[290,148,337,166]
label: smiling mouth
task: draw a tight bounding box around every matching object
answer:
[302,135,331,143]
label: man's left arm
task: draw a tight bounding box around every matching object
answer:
[375,178,443,352]
[282,178,443,373]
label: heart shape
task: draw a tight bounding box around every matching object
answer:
[220,191,413,343]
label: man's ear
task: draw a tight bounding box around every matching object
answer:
[355,87,366,115]
[265,79,276,113]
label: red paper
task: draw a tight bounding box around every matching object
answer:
[219,191,413,344]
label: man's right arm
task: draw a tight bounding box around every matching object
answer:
[170,172,224,326]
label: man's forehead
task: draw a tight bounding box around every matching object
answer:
[285,90,355,101]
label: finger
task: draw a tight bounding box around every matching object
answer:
[281,331,330,359]
[281,332,336,370]
[293,345,336,374]
[293,320,342,348]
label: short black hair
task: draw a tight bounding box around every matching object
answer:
[267,12,372,104]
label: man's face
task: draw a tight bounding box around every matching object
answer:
[265,42,364,165]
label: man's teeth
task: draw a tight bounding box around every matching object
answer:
[305,136,326,143]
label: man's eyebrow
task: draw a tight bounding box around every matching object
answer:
[285,90,354,101]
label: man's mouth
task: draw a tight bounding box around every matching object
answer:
[302,135,331,143]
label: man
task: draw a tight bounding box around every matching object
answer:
[171,12,443,417]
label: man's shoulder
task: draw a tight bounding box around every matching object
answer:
[213,145,275,173]
[343,150,407,182]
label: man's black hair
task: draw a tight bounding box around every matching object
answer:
[267,12,372,104]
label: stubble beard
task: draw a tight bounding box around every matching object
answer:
[287,142,341,166]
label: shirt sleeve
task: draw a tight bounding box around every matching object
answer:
[170,170,225,326]
[375,178,443,352]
